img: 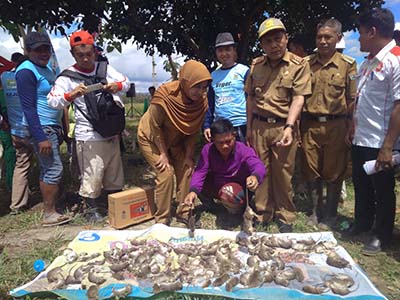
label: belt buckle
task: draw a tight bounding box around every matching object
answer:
[267,117,276,124]
[317,116,327,122]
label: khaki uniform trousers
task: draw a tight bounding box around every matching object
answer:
[138,136,191,224]
[10,135,33,211]
[301,118,349,183]
[252,118,297,224]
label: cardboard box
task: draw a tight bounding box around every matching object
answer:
[108,186,155,229]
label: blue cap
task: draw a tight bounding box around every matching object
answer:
[33,259,46,272]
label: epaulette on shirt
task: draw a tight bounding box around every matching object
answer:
[304,54,316,63]
[341,54,356,65]
[390,45,400,56]
[251,56,266,65]
[289,53,304,65]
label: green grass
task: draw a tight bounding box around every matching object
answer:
[0,231,70,299]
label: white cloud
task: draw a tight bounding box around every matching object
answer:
[0,29,176,93]
[105,40,177,92]
[343,31,368,66]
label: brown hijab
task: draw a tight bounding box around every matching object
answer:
[151,60,212,135]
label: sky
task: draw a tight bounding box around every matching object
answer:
[0,1,399,93]
[0,27,176,93]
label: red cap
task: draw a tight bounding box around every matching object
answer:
[218,182,245,214]
[70,31,94,48]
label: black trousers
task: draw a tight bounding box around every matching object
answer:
[234,125,247,144]
[351,145,396,243]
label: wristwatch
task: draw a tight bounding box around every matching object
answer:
[283,124,295,130]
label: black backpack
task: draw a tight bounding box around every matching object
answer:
[59,62,125,138]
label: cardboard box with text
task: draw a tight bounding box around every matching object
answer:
[108,186,155,229]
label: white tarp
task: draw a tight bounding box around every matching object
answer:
[11,224,387,300]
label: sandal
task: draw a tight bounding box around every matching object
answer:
[42,213,72,227]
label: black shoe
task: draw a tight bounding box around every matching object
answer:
[197,200,222,213]
[9,206,27,215]
[83,208,105,223]
[343,224,369,237]
[276,220,293,233]
[318,217,337,230]
[253,219,269,227]
[362,236,382,256]
[83,198,105,223]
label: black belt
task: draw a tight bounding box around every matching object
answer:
[302,113,346,122]
[253,113,286,124]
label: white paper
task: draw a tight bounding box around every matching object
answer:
[363,153,400,175]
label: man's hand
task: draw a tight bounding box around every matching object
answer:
[203,128,211,143]
[375,146,393,171]
[183,156,195,176]
[277,127,293,147]
[183,191,197,209]
[103,82,119,94]
[155,153,171,172]
[38,140,52,155]
[246,175,259,191]
[69,83,87,100]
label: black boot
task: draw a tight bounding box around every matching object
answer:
[306,179,323,225]
[321,182,342,227]
[83,198,105,223]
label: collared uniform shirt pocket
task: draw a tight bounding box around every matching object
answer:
[276,73,293,99]
[327,73,345,99]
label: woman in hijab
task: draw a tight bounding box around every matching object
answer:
[137,60,212,225]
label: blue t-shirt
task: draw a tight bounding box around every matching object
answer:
[16,60,61,142]
[204,63,249,129]
[1,71,25,137]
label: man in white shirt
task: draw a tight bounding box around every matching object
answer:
[48,30,130,222]
[346,8,400,255]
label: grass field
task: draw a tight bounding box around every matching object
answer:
[0,102,399,299]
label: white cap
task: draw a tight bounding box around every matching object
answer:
[395,22,400,31]
[336,38,346,49]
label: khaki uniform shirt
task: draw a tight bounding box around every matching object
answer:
[304,52,357,115]
[245,51,311,118]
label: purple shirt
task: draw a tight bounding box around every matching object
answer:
[190,141,266,194]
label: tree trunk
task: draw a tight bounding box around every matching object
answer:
[168,54,178,80]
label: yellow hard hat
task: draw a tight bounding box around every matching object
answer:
[258,18,286,39]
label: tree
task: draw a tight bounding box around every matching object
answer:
[163,55,181,81]
[0,0,384,68]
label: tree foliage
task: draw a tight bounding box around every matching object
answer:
[0,0,384,67]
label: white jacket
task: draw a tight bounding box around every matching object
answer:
[48,62,130,141]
